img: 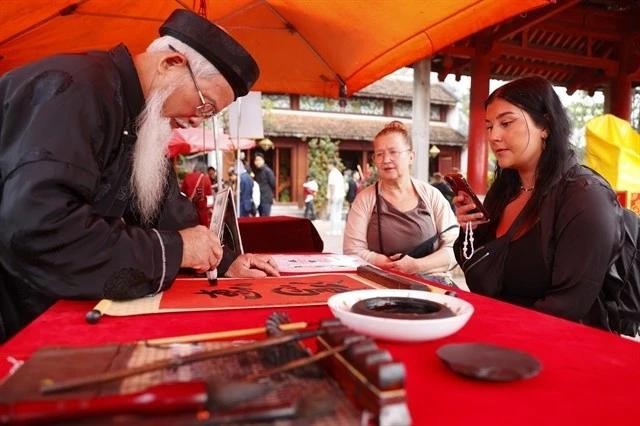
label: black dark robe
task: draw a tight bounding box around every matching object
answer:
[0,45,233,341]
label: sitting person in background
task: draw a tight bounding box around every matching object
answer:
[343,121,459,283]
[453,76,623,332]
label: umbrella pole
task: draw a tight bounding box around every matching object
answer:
[235,98,243,216]
[210,118,222,191]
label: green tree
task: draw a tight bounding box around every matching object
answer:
[566,91,604,129]
[565,91,604,162]
[307,137,343,217]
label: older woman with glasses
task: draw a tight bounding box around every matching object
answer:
[343,121,459,283]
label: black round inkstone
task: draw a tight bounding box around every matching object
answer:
[351,297,455,319]
[436,343,541,381]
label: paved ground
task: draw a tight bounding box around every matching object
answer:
[270,203,467,289]
[312,218,345,255]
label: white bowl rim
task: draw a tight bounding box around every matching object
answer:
[328,288,474,325]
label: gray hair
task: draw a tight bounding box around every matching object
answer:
[147,36,220,79]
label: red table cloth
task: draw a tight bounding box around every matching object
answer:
[1,277,637,425]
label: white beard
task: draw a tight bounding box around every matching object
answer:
[131,86,174,226]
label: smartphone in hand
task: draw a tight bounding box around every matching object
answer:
[444,173,490,219]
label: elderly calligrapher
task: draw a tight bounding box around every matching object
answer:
[0,10,278,341]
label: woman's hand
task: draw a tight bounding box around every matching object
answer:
[387,253,419,274]
[374,253,418,274]
[453,192,488,230]
[372,253,392,269]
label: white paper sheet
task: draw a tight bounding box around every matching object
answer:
[270,254,368,273]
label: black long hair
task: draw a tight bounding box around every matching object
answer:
[483,76,574,221]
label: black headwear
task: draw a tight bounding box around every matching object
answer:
[160,9,260,100]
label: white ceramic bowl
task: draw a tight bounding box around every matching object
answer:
[327,289,474,342]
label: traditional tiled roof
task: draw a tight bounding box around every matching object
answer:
[356,79,458,105]
[263,110,466,146]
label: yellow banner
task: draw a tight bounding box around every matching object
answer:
[585,114,640,193]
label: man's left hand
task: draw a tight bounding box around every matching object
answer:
[225,254,280,278]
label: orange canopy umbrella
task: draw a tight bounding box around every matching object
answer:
[0,0,552,97]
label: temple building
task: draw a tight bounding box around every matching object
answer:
[254,71,467,206]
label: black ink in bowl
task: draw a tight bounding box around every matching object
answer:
[350,297,456,320]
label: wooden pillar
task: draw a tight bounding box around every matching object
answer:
[274,146,281,202]
[467,36,491,194]
[610,75,632,121]
[610,39,633,121]
[411,58,431,182]
[295,140,307,208]
[360,150,369,174]
[383,99,393,117]
[290,94,300,110]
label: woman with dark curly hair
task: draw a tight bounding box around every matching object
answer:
[453,76,623,332]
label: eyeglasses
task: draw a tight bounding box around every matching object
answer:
[372,149,410,163]
[168,45,217,119]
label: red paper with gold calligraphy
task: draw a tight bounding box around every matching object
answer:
[159,274,373,310]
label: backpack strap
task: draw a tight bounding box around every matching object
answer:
[189,173,204,201]
[375,182,385,255]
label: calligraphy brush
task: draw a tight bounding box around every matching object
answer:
[40,328,325,395]
[144,311,322,347]
[143,319,308,346]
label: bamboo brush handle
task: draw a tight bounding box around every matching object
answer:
[145,321,308,345]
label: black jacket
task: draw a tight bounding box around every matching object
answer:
[455,162,622,331]
[0,45,233,341]
[254,165,276,205]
